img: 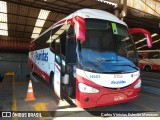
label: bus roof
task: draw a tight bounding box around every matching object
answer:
[60,8,127,26]
[31,8,127,43]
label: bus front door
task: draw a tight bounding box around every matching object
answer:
[53,38,62,99]
[54,54,62,98]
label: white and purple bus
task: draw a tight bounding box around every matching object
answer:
[29,9,152,108]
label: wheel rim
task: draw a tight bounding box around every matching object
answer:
[145,66,151,71]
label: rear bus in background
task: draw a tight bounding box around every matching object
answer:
[28,9,152,108]
[138,50,160,71]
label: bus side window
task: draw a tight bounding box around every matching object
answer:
[49,26,61,52]
[50,40,55,53]
[148,52,159,59]
[60,31,66,57]
[66,26,76,64]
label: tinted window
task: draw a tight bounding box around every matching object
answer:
[148,52,159,59]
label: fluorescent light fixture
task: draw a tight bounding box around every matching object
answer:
[0,1,8,36]
[32,27,42,34]
[135,33,158,44]
[56,29,64,35]
[35,19,45,27]
[46,24,70,43]
[38,10,50,19]
[0,30,8,36]
[137,39,160,49]
[0,13,7,22]
[137,45,147,50]
[51,35,59,40]
[0,1,7,13]
[122,37,129,41]
[31,9,50,39]
[151,33,158,37]
[153,39,160,43]
[97,0,118,8]
[31,34,39,39]
[0,22,7,29]
[55,39,60,43]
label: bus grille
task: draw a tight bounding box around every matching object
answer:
[103,85,130,90]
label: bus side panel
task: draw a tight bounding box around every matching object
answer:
[28,48,55,83]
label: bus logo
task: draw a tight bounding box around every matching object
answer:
[111,80,126,84]
[35,50,48,61]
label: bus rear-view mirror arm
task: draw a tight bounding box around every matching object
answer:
[129,28,152,48]
[66,16,86,41]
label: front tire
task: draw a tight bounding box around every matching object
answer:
[144,65,151,72]
[50,72,54,88]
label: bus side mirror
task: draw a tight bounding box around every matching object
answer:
[129,28,152,48]
[74,16,86,41]
[67,16,86,41]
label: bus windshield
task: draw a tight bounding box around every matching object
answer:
[78,19,139,73]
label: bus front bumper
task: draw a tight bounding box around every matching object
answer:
[76,89,140,108]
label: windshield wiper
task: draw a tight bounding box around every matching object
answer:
[97,58,123,65]
[97,58,112,62]
[115,64,139,71]
[96,58,113,65]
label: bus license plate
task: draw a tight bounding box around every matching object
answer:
[114,95,125,101]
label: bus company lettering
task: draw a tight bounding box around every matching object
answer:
[111,80,126,84]
[35,50,48,61]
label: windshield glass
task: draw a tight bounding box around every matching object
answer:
[78,19,139,73]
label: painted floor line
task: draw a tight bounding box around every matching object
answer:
[12,75,18,120]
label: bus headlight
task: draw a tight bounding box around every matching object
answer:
[78,83,99,93]
[134,80,141,89]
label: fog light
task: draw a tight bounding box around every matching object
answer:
[84,97,89,102]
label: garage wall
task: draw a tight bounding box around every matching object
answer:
[0,52,30,80]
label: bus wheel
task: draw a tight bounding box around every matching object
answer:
[50,72,54,89]
[144,65,151,72]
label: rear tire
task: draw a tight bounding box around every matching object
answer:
[144,65,151,72]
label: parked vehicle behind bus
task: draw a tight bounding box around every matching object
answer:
[138,50,160,71]
[28,9,152,108]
